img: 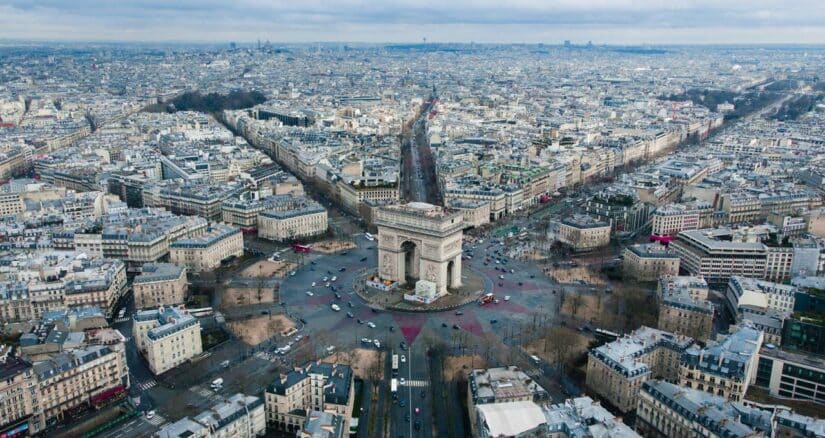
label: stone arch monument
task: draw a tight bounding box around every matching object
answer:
[375,202,463,295]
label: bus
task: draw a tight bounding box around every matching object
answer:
[479,293,495,306]
[391,378,398,394]
[392,354,399,376]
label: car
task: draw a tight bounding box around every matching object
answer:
[498,282,503,287]
[518,281,523,286]
[334,293,342,299]
[414,419,422,430]
[399,377,406,385]
[146,410,156,419]
[421,390,426,398]
[360,257,368,262]
[494,299,500,304]
[347,301,353,308]
[361,337,371,344]
[367,322,376,328]
[346,312,354,318]
[389,326,394,332]
[452,324,460,330]
[289,271,296,276]
[530,274,535,278]
[322,277,328,282]
[499,275,505,279]
[339,267,346,272]
[310,261,317,265]
[371,308,379,313]
[299,318,307,324]
[357,319,364,324]
[400,354,406,363]
[331,276,337,282]
[325,282,331,288]
[504,295,511,301]
[404,412,410,422]
[305,291,314,296]
[399,399,406,407]
[455,310,463,315]
[400,341,407,350]
[373,340,381,348]
[490,319,498,324]
[331,304,341,311]
[442,322,448,328]
[341,252,348,256]
[311,282,316,287]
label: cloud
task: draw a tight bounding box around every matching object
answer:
[0,0,824,43]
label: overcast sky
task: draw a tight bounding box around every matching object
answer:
[1,0,824,45]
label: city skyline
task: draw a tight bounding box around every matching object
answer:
[1,0,825,44]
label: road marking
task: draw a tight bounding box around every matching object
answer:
[138,380,157,391]
[401,379,429,388]
[145,414,166,426]
[114,317,130,323]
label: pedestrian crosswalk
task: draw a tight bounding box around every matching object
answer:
[136,380,157,391]
[113,317,130,324]
[401,379,429,388]
[145,414,166,426]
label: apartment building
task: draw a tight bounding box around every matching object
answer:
[169,224,244,272]
[651,203,708,236]
[586,326,693,413]
[158,393,266,438]
[679,323,763,401]
[300,411,345,438]
[0,253,127,322]
[133,263,188,309]
[257,203,327,242]
[337,179,399,214]
[133,305,203,375]
[34,344,129,427]
[637,380,769,438]
[657,276,713,341]
[725,276,796,318]
[0,349,39,437]
[623,243,680,281]
[265,362,354,434]
[557,214,611,252]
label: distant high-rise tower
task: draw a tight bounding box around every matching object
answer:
[564,40,571,48]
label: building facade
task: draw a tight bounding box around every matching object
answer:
[132,263,187,309]
[169,224,244,272]
[133,306,203,375]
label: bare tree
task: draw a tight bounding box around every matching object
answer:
[569,292,586,318]
[542,326,578,373]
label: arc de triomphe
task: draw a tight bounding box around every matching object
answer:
[374,202,463,295]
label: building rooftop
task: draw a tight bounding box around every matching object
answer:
[681,322,762,380]
[590,326,693,378]
[626,242,679,259]
[133,263,186,284]
[476,400,546,437]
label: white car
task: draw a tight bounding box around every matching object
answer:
[331,276,337,282]
[305,291,314,296]
[289,271,296,276]
[367,322,376,328]
[401,355,406,363]
[322,277,328,282]
[361,337,371,344]
[399,378,406,385]
[325,282,331,288]
[504,295,511,301]
[311,282,316,287]
[331,304,341,311]
[499,275,504,279]
[146,410,156,420]
[373,340,381,348]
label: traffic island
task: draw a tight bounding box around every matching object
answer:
[353,267,491,312]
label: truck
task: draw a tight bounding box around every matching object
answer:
[391,378,398,393]
[479,293,495,306]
